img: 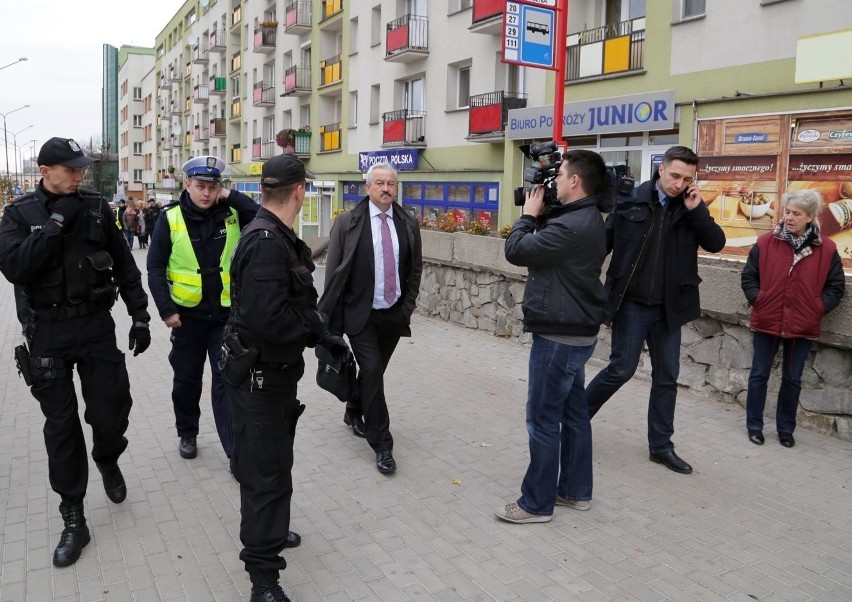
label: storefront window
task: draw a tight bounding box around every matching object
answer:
[601,134,643,147]
[649,129,680,145]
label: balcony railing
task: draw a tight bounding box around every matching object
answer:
[192,42,209,63]
[253,24,277,52]
[193,85,210,103]
[319,54,342,86]
[252,81,276,106]
[209,28,226,52]
[321,0,342,21]
[472,0,503,23]
[468,91,527,137]
[169,68,182,81]
[231,98,241,119]
[230,143,241,163]
[209,76,227,95]
[386,14,429,62]
[319,122,341,152]
[294,131,311,157]
[282,65,311,96]
[566,17,646,81]
[382,109,426,147]
[231,52,241,72]
[284,0,312,34]
[193,126,209,141]
[251,137,275,160]
[159,75,171,89]
[209,118,227,137]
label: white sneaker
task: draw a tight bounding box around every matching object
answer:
[494,502,552,524]
[555,495,591,511]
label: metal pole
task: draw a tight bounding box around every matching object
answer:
[2,115,7,179]
[552,0,569,151]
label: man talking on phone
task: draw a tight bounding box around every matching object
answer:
[585,146,725,474]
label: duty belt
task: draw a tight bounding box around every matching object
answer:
[31,300,113,321]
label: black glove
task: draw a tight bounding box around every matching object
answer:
[129,320,151,356]
[318,332,349,353]
[305,310,328,335]
[51,197,84,228]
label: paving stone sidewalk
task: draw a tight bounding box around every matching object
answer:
[0,251,850,601]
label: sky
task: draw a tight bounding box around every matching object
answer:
[0,0,185,171]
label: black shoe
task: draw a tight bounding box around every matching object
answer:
[376,450,396,474]
[282,530,301,549]
[748,430,765,445]
[778,432,796,448]
[249,583,291,602]
[96,461,127,503]
[179,436,198,459]
[649,450,693,474]
[53,503,91,567]
[343,413,366,438]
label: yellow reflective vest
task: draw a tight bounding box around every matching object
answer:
[166,206,239,307]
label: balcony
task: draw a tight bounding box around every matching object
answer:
[382,109,426,147]
[193,85,210,103]
[193,126,209,141]
[159,75,172,89]
[251,137,275,160]
[161,105,173,119]
[230,51,241,72]
[470,0,503,35]
[566,17,646,81]
[231,98,241,119]
[284,0,311,34]
[385,15,429,63]
[320,0,342,22]
[319,122,341,153]
[294,131,311,158]
[252,81,276,106]
[319,54,342,87]
[169,68,182,81]
[209,76,227,95]
[162,137,173,151]
[209,28,226,52]
[230,143,241,163]
[468,91,527,140]
[282,65,311,96]
[253,24,277,52]
[192,42,209,63]
[209,118,227,137]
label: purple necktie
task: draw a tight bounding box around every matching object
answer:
[379,212,396,303]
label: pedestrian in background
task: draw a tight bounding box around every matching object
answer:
[585,145,726,475]
[497,149,609,524]
[142,198,160,247]
[741,189,845,448]
[224,154,341,602]
[0,137,151,567]
[122,201,139,249]
[320,162,422,474]
[147,156,258,460]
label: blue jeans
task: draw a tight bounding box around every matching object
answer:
[586,301,681,454]
[518,335,596,516]
[746,332,810,434]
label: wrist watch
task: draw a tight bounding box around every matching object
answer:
[49,213,65,226]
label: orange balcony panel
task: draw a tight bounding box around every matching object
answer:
[603,35,630,73]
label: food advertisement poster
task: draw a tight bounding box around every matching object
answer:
[697,156,778,248]
[787,154,852,257]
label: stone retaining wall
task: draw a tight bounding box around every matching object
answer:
[416,231,852,441]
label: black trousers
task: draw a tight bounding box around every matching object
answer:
[28,310,132,503]
[227,361,305,580]
[346,308,404,453]
[169,315,231,455]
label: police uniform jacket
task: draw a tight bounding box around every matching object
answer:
[147,189,257,322]
[229,207,320,366]
[0,183,148,318]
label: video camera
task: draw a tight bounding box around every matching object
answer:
[513,141,564,207]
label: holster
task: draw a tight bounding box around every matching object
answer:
[14,343,34,386]
[222,331,258,387]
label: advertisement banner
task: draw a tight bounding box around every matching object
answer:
[786,154,852,249]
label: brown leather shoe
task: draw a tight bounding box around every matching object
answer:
[343,413,366,438]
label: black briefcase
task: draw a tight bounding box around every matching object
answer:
[315,343,358,403]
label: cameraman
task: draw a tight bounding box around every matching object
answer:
[497,149,609,524]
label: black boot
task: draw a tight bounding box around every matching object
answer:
[53,502,91,567]
[249,583,291,602]
[97,461,127,504]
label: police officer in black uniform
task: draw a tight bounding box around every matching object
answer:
[224,154,345,602]
[147,156,257,460]
[0,137,151,568]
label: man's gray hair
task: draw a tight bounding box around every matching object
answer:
[366,162,398,185]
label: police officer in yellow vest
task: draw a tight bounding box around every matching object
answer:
[147,156,258,460]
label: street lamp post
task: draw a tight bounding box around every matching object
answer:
[1,104,29,179]
[0,57,27,72]
[29,139,37,190]
[11,125,33,186]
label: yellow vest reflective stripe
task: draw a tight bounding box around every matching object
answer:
[165,206,239,307]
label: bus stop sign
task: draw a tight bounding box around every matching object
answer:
[503,1,558,70]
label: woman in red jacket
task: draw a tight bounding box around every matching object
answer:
[741,189,845,447]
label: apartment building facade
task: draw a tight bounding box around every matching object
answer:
[116,46,156,201]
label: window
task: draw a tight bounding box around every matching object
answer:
[133,115,143,128]
[449,0,472,13]
[371,5,381,46]
[682,0,705,19]
[349,91,358,128]
[133,169,143,182]
[133,142,143,155]
[457,65,470,109]
[133,86,142,101]
[370,84,380,124]
[403,77,424,112]
[349,17,359,55]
